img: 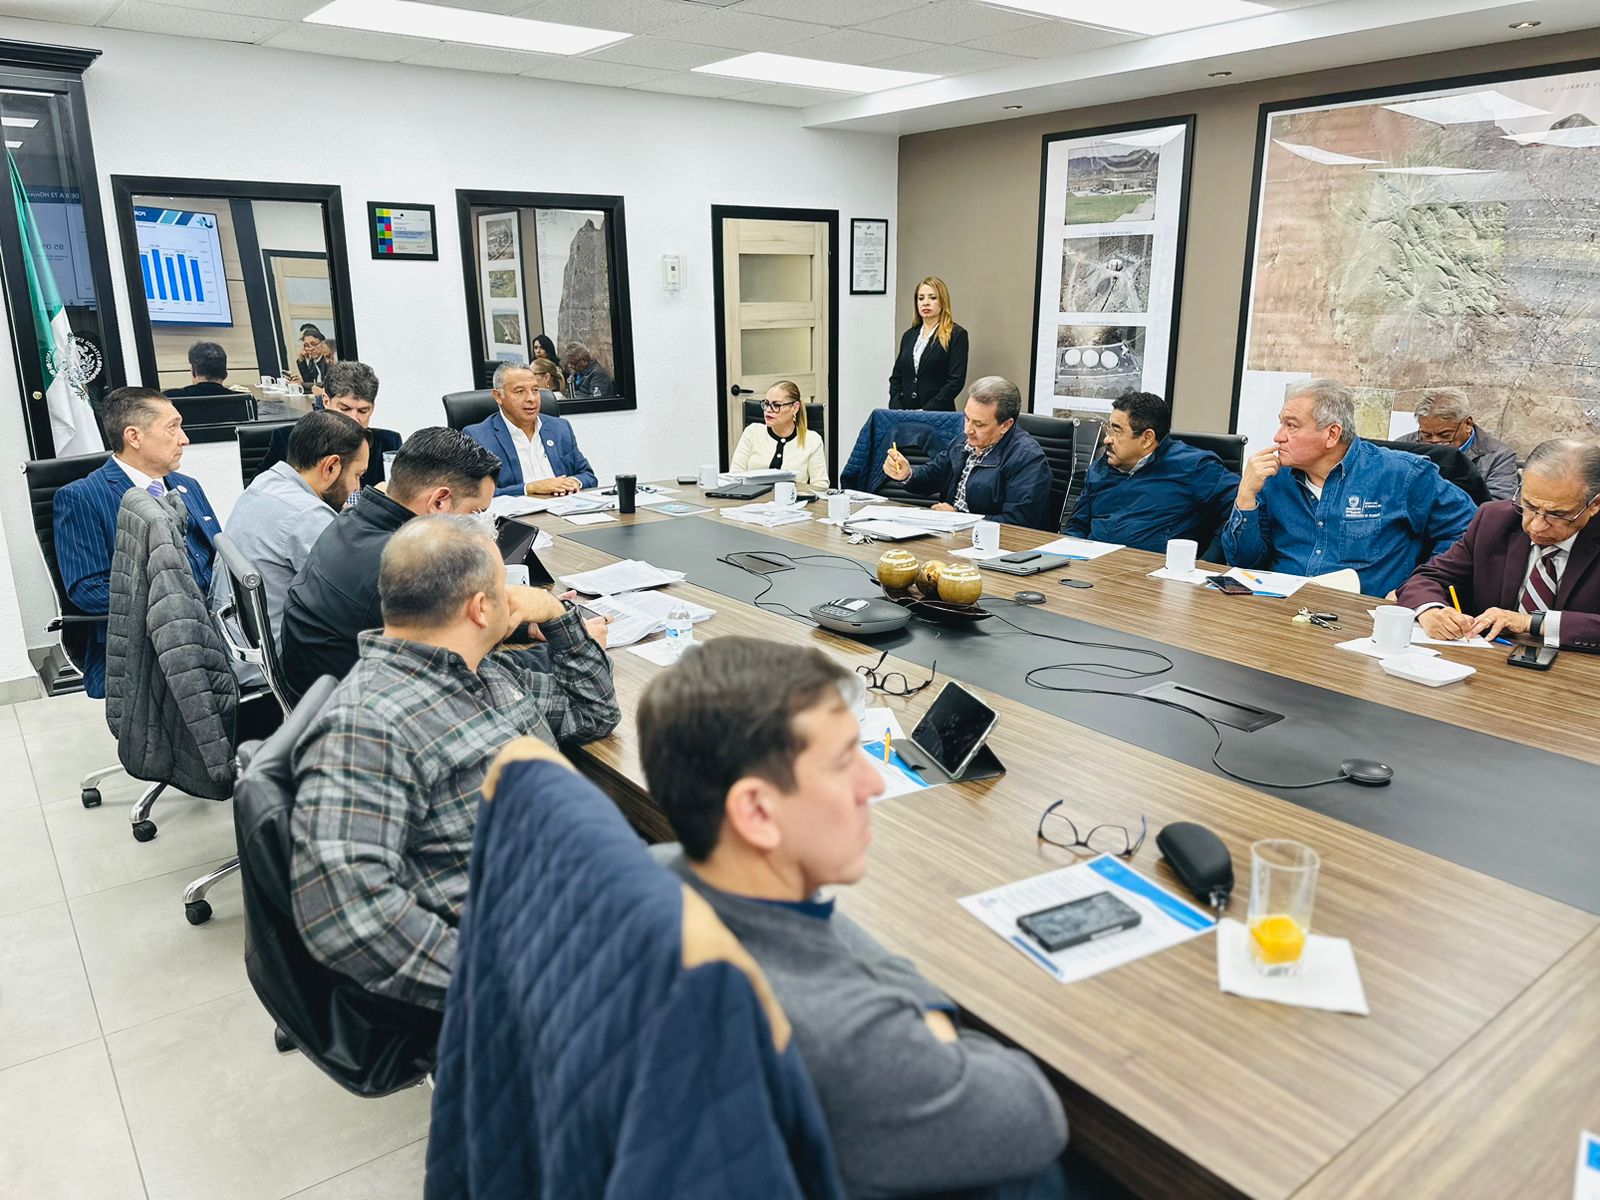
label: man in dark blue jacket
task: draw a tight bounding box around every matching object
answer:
[1067,391,1238,549]
[881,376,1054,529]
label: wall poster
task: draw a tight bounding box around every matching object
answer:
[1233,59,1600,455]
[1029,116,1194,418]
[477,209,528,362]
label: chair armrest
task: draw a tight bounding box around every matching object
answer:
[48,613,109,632]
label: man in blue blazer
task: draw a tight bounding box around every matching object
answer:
[54,386,221,698]
[464,361,596,498]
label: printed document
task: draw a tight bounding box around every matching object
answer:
[1034,536,1123,561]
[561,560,686,595]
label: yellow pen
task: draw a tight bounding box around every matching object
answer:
[1448,585,1462,613]
[883,730,891,764]
[1236,569,1261,587]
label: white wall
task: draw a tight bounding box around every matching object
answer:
[0,16,900,667]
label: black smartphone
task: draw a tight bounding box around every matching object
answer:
[1206,574,1255,596]
[1017,891,1142,953]
[1507,644,1558,670]
[1000,550,1041,564]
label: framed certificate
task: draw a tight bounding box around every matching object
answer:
[850,217,888,295]
[368,201,438,260]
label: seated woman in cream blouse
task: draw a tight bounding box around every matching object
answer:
[730,381,829,489]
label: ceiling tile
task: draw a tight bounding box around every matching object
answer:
[869,42,1027,76]
[259,21,437,61]
[109,0,322,17]
[626,70,762,98]
[102,0,287,42]
[782,29,940,66]
[856,0,1043,45]
[726,83,855,108]
[586,36,727,71]
[425,0,535,11]
[518,0,689,35]
[519,57,669,87]
[0,0,119,20]
[400,41,560,73]
[731,0,930,25]
[651,9,827,52]
[962,20,1136,58]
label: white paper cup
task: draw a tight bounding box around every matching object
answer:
[972,521,1001,552]
[698,464,718,489]
[774,481,798,505]
[1165,538,1198,574]
[827,492,851,522]
[1372,605,1416,654]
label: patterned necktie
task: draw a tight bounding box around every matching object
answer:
[146,480,166,499]
[1519,545,1564,614]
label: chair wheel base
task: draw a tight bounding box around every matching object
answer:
[184,900,212,926]
[273,1027,295,1053]
[81,787,102,808]
[131,820,157,842]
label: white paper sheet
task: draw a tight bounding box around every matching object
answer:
[858,707,907,744]
[579,595,661,647]
[1363,609,1495,649]
[1215,919,1369,1015]
[862,739,929,800]
[719,503,812,529]
[852,505,983,531]
[1224,567,1311,598]
[843,518,933,541]
[489,494,548,518]
[542,492,612,516]
[1148,566,1212,584]
[627,639,684,666]
[960,856,1215,985]
[1034,536,1124,561]
[951,546,1008,562]
[561,560,686,595]
[563,512,617,526]
[1335,637,1439,661]
[1575,1131,1600,1200]
[614,589,714,624]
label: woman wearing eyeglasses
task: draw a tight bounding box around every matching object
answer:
[730,380,829,489]
[889,275,968,410]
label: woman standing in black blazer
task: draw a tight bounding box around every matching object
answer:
[888,275,968,410]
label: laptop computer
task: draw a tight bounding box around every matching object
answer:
[704,480,774,500]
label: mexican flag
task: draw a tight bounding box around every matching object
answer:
[8,152,102,455]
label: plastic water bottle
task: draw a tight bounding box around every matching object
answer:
[665,600,694,658]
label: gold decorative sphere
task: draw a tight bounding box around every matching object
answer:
[876,548,919,591]
[936,561,984,606]
[915,559,948,593]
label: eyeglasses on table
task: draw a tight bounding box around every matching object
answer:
[1036,800,1147,858]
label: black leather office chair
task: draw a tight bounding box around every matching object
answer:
[874,423,939,509]
[1172,431,1248,478]
[443,388,560,430]
[1016,413,1080,532]
[233,674,441,1095]
[237,421,296,489]
[21,452,133,810]
[1369,438,1491,505]
[170,391,257,431]
[741,398,826,443]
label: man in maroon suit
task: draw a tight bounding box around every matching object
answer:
[1397,439,1600,652]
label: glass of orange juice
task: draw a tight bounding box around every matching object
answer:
[1248,840,1320,976]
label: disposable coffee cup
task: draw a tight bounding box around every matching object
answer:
[1165,538,1198,574]
[972,521,1001,553]
[1372,605,1416,655]
[774,480,798,506]
[698,464,718,489]
[827,492,851,522]
[615,474,637,514]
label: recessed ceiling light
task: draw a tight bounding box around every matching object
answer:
[1003,104,1023,110]
[1,116,38,128]
[693,52,938,94]
[303,0,629,55]
[987,0,1271,36]
[1208,70,1233,77]
[1509,20,1541,29]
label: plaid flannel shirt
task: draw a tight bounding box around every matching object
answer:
[289,608,620,1010]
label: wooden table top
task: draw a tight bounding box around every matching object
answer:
[533,493,1599,1200]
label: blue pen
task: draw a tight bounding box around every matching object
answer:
[1493,637,1515,646]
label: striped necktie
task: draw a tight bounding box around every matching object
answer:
[1519,545,1564,614]
[146,480,166,499]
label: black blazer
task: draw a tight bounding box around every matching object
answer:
[889,322,968,411]
[260,423,402,490]
[296,356,334,391]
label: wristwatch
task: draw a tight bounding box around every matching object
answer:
[1529,611,1545,638]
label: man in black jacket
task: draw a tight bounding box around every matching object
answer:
[260,360,402,491]
[165,341,234,399]
[279,427,500,701]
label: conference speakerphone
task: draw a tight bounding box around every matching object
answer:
[810,597,912,636]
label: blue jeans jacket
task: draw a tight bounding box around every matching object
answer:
[1221,438,1476,596]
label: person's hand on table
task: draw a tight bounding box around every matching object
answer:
[883,445,911,482]
[584,615,611,649]
[527,477,584,497]
[931,503,956,512]
[1473,607,1532,640]
[1236,448,1280,510]
[1418,606,1477,641]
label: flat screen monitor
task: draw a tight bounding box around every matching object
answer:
[133,206,232,326]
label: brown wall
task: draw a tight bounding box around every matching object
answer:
[896,28,1600,434]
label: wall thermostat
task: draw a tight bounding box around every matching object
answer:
[662,254,683,291]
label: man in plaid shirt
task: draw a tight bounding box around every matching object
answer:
[290,515,621,1010]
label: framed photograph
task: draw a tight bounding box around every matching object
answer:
[1232,58,1600,456]
[850,217,888,295]
[1028,116,1195,417]
[367,201,437,260]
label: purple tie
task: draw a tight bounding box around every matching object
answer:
[146,480,165,498]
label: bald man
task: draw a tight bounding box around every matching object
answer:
[290,515,620,1011]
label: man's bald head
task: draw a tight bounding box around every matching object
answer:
[379,515,502,629]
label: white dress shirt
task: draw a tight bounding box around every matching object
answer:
[114,456,162,494]
[1523,531,1577,646]
[506,418,555,485]
[912,327,933,370]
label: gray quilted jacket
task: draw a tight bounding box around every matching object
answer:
[106,488,238,800]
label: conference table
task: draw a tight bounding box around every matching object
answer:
[524,487,1600,1200]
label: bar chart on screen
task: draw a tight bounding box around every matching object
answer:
[132,205,233,326]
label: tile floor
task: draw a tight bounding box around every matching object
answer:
[0,690,430,1200]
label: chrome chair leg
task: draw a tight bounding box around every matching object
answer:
[182,856,240,926]
[129,781,165,842]
[79,762,122,808]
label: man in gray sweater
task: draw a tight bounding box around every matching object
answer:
[639,637,1068,1200]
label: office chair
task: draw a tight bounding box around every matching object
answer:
[1369,438,1491,505]
[1172,430,1248,478]
[236,421,296,489]
[169,391,258,432]
[741,397,827,443]
[443,388,560,430]
[1016,412,1081,532]
[20,452,158,812]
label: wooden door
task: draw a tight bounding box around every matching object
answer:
[267,253,334,370]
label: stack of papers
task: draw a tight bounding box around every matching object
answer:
[858,708,925,800]
[719,502,813,529]
[1034,535,1123,561]
[560,560,686,595]
[489,494,547,518]
[729,469,797,483]
[851,506,984,532]
[584,591,714,647]
[1220,568,1310,598]
[842,518,933,541]
[542,493,612,517]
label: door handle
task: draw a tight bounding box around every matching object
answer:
[730,385,756,396]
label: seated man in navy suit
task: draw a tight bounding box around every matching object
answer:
[465,361,596,498]
[260,360,400,491]
[53,386,221,698]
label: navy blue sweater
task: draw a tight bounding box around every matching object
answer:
[1067,436,1239,550]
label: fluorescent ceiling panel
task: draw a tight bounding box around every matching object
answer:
[694,52,938,93]
[1503,127,1600,148]
[1384,91,1549,126]
[986,0,1270,36]
[304,0,630,55]
[1274,139,1383,166]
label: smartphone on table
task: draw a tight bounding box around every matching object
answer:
[1017,891,1142,953]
